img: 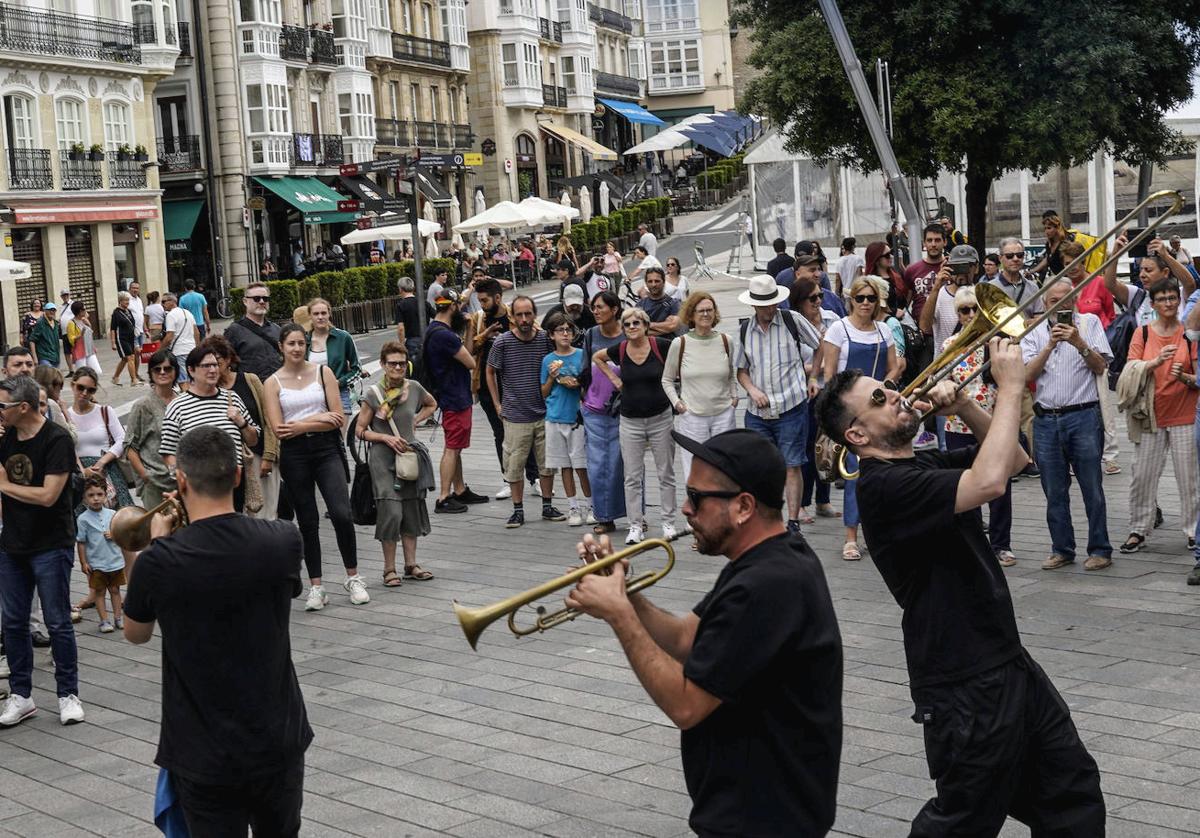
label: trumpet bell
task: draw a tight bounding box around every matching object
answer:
[973,283,1025,340]
[110,498,186,551]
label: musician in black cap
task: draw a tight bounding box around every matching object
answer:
[567,429,843,837]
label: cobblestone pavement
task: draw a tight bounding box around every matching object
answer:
[5,271,1200,836]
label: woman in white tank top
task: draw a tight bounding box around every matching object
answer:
[264,322,367,611]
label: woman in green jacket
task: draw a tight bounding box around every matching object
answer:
[306,296,362,412]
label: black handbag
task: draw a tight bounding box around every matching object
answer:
[346,423,376,526]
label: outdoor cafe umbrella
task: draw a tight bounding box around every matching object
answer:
[560,190,573,233]
[454,201,552,285]
[599,180,610,216]
[579,185,592,224]
[473,189,488,243]
[339,218,442,246]
[422,199,439,256]
[449,195,464,248]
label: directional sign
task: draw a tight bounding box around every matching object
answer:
[462,153,483,167]
[336,199,360,213]
[395,179,414,195]
[339,163,360,177]
[361,196,410,213]
[416,153,466,169]
[343,158,408,176]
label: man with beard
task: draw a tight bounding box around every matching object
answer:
[566,429,842,837]
[814,338,1105,836]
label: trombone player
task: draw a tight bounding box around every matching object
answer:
[815,339,1105,835]
[566,429,843,837]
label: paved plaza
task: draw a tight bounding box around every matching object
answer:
[5,267,1200,835]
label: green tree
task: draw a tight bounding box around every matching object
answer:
[733,0,1199,246]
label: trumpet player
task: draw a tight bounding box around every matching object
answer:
[123,427,312,834]
[816,338,1105,836]
[567,429,842,837]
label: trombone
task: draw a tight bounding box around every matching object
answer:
[453,535,680,650]
[837,189,1185,480]
[110,497,187,551]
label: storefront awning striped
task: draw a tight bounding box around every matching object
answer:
[538,123,619,162]
[596,98,667,127]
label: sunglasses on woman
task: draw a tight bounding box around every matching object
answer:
[852,294,878,304]
[622,320,645,328]
[74,384,97,395]
[806,293,823,303]
[957,305,977,315]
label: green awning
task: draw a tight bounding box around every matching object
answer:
[253,176,357,224]
[162,199,204,241]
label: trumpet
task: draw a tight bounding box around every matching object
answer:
[110,497,187,551]
[836,189,1185,480]
[453,535,680,650]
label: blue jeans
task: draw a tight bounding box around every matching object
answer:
[0,547,78,698]
[582,409,626,523]
[843,452,860,528]
[744,402,808,467]
[339,387,352,414]
[1034,407,1111,560]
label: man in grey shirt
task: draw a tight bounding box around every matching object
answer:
[989,238,1045,317]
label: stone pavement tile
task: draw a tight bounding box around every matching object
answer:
[1083,732,1180,761]
[1102,774,1200,810]
[865,792,925,821]
[610,763,689,796]
[538,817,647,838]
[829,806,911,837]
[1092,751,1200,786]
[1112,802,1200,833]
[473,752,596,785]
[452,769,562,806]
[837,783,896,811]
[1157,744,1200,769]
[403,756,487,782]
[446,792,564,828]
[1073,711,1175,741]
[0,812,95,838]
[1075,697,1182,724]
[842,724,924,757]
[448,817,552,838]
[853,769,933,800]
[621,724,678,748]
[560,772,693,819]
[333,785,477,831]
[1064,681,1200,714]
[342,764,476,804]
[859,753,933,779]
[0,803,28,824]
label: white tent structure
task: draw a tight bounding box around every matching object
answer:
[339,218,441,246]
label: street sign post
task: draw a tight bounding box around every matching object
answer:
[336,199,360,213]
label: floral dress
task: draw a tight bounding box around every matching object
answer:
[942,337,995,434]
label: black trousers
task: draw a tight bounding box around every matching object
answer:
[909,650,1105,837]
[476,385,538,483]
[174,759,304,838]
[278,432,356,581]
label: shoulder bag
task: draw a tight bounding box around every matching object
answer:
[346,411,377,526]
[372,384,420,481]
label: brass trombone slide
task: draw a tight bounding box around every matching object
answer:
[453,535,680,650]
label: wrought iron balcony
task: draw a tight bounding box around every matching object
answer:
[587,3,633,32]
[391,33,450,67]
[541,84,567,108]
[553,21,563,41]
[412,120,439,148]
[165,20,176,45]
[310,29,338,65]
[291,133,344,167]
[157,135,202,173]
[375,118,410,148]
[0,2,142,63]
[108,152,146,189]
[539,17,550,39]
[280,24,308,61]
[6,148,52,191]
[59,150,103,190]
[132,21,156,44]
[594,70,641,97]
[452,124,472,149]
[177,21,191,58]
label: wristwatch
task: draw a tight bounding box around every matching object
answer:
[1078,346,1092,359]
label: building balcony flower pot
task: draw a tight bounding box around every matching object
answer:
[116,144,133,161]
[68,144,85,161]
[134,145,149,162]
[88,144,104,161]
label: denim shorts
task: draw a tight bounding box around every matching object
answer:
[744,402,808,467]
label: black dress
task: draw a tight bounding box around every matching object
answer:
[111,306,137,357]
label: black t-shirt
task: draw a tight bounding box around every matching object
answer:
[123,514,313,783]
[857,448,1022,687]
[394,295,435,341]
[543,303,596,345]
[682,533,842,837]
[606,338,672,417]
[766,252,793,279]
[0,419,75,555]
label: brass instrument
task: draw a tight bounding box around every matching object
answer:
[453,535,680,650]
[110,497,187,551]
[837,189,1185,480]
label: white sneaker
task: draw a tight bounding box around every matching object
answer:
[585,509,596,525]
[528,481,542,497]
[662,523,678,541]
[344,575,370,605]
[58,694,84,726]
[304,586,328,611]
[625,524,644,545]
[495,484,512,500]
[567,509,584,527]
[0,694,36,727]
[0,655,9,678]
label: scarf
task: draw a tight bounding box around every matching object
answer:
[376,381,409,421]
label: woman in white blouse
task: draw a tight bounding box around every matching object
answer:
[65,366,132,510]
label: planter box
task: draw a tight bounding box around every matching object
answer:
[134,152,149,162]
[117,152,132,161]
[68,151,84,161]
[88,150,104,162]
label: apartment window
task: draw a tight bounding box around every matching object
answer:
[645,0,697,33]
[246,83,289,133]
[649,38,701,90]
[368,0,389,29]
[421,3,433,38]
[628,43,643,80]
[388,81,400,119]
[409,83,420,120]
[429,86,440,122]
[54,98,85,149]
[3,95,35,149]
[401,0,412,31]
[238,0,280,23]
[561,56,576,94]
[102,101,131,150]
[448,86,459,122]
[332,0,366,40]
[579,54,592,95]
[132,0,153,30]
[523,42,540,85]
[501,43,519,86]
[440,0,467,46]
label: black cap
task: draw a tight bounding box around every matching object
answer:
[671,429,785,509]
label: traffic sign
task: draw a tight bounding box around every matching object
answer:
[339,163,360,177]
[463,153,483,167]
[336,199,360,213]
[345,158,409,176]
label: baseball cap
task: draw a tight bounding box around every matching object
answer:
[671,429,785,509]
[434,288,461,309]
[946,244,979,266]
[562,284,585,306]
[43,302,57,311]
[58,289,70,297]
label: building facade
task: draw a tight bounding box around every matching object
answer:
[642,0,735,125]
[0,0,179,346]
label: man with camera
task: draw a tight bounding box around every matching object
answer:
[919,244,979,353]
[1021,279,1114,571]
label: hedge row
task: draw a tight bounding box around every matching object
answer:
[230,257,457,319]
[566,197,671,251]
[694,152,746,191]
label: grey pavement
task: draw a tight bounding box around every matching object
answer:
[8,215,1200,835]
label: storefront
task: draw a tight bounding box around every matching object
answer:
[250,176,360,277]
[162,199,207,292]
[594,98,665,160]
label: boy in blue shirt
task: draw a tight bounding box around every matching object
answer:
[76,476,127,633]
[540,312,592,526]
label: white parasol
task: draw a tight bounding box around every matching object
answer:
[599,180,610,216]
[578,185,592,224]
[453,200,549,233]
[449,195,464,249]
[559,190,573,233]
[339,218,441,246]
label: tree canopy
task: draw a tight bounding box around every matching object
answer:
[733,0,1200,244]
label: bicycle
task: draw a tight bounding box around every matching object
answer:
[214,295,234,319]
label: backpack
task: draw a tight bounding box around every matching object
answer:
[738,310,816,359]
[618,337,665,365]
[417,321,444,397]
[673,333,730,387]
[1104,287,1147,392]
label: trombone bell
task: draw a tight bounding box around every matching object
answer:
[110,497,187,551]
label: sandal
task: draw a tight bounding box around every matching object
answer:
[404,565,434,581]
[382,569,403,587]
[796,508,816,525]
[592,521,617,535]
[842,542,862,561]
[1119,533,1146,554]
[816,505,841,518]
